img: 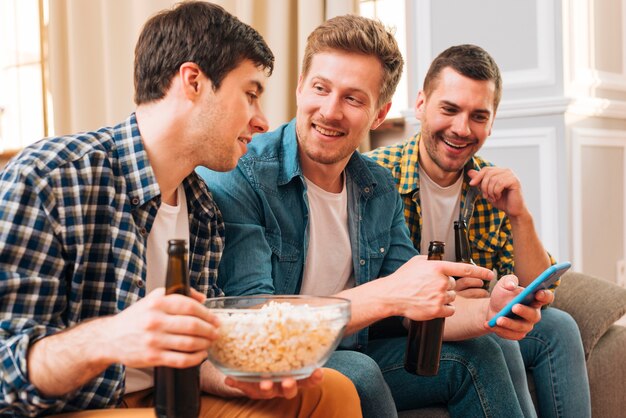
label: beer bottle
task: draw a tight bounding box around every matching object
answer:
[404,241,446,376]
[155,240,200,418]
[454,220,488,289]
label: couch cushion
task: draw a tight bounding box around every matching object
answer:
[551,271,626,358]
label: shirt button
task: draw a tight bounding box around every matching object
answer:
[131,197,140,206]
[359,259,366,266]
[136,279,145,288]
[364,187,370,193]
[140,227,147,236]
[380,247,385,253]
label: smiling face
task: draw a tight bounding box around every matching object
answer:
[295,51,390,172]
[416,67,496,186]
[192,59,269,172]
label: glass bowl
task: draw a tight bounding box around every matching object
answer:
[204,295,350,381]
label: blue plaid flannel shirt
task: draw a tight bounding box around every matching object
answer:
[0,114,225,416]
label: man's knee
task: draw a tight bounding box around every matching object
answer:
[531,307,584,348]
[442,336,508,371]
[325,350,385,391]
[315,368,362,417]
[321,368,360,399]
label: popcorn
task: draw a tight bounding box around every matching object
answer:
[207,301,345,373]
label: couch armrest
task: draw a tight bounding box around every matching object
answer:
[551,271,626,359]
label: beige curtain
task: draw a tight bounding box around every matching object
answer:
[48,0,358,136]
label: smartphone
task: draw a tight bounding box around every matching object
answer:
[487,261,571,328]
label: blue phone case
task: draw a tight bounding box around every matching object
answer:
[487,261,571,328]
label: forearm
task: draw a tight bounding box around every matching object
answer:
[335,278,396,335]
[509,211,551,285]
[27,317,114,397]
[443,296,490,341]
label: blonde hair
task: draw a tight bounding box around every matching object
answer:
[301,14,404,108]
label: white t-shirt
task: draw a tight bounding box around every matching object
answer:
[418,165,462,261]
[300,174,355,295]
[125,184,189,394]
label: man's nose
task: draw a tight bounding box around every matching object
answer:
[251,109,269,133]
[319,95,343,121]
[451,114,471,137]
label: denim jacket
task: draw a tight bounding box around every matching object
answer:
[197,119,417,349]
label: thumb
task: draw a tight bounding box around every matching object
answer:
[499,274,520,291]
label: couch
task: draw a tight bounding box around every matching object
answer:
[398,271,626,418]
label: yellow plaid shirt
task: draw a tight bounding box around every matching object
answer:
[367,133,556,281]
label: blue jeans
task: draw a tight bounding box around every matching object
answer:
[490,307,591,418]
[325,335,525,418]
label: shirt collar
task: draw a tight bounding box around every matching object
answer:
[398,133,421,194]
[278,119,303,185]
[112,113,161,208]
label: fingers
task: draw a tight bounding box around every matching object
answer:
[145,331,216,353]
[111,289,220,369]
[498,274,520,290]
[468,167,519,201]
[153,293,221,328]
[147,348,208,368]
[457,288,490,298]
[280,378,298,399]
[299,368,324,388]
[454,277,486,292]
[437,261,495,282]
[190,287,207,303]
[486,297,542,340]
[224,377,304,400]
[533,289,555,306]
[487,306,539,340]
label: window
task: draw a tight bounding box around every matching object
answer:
[0,0,51,156]
[359,0,409,119]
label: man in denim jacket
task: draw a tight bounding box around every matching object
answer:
[0,3,362,417]
[198,15,554,418]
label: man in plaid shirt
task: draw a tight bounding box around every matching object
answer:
[368,44,590,418]
[0,2,361,417]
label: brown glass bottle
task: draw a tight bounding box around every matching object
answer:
[404,241,446,376]
[155,240,200,418]
[454,220,488,289]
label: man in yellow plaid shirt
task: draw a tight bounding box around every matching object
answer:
[368,44,590,418]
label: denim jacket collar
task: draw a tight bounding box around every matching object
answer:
[278,119,303,186]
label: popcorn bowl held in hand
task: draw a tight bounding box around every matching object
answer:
[204,295,351,382]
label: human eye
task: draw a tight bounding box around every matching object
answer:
[346,96,364,106]
[312,83,328,94]
[472,113,489,123]
[441,106,457,115]
[246,91,258,103]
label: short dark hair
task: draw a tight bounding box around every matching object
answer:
[134,1,274,104]
[423,44,502,110]
[301,14,404,108]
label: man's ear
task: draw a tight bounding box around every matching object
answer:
[370,102,392,130]
[296,74,304,94]
[486,110,497,137]
[414,90,426,121]
[179,62,204,99]
[294,74,305,105]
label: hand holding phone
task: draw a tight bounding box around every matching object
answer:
[487,262,571,328]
